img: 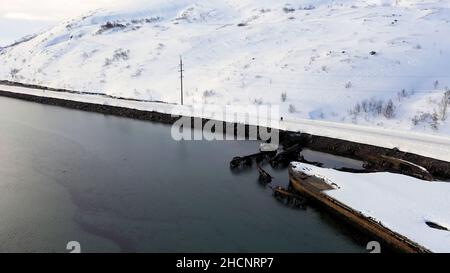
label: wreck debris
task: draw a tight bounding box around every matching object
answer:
[336,167,372,173]
[256,162,272,183]
[296,154,323,168]
[425,221,449,231]
[279,131,310,148]
[230,151,276,169]
[272,186,307,209]
[270,144,303,167]
[230,155,252,169]
[259,143,279,152]
[231,136,434,182]
[363,154,433,181]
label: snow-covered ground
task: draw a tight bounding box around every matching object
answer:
[291,162,450,253]
[1,0,450,136]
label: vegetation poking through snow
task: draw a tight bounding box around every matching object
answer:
[9,68,20,80]
[289,104,296,113]
[202,89,216,98]
[281,92,287,102]
[104,48,130,66]
[436,89,450,121]
[397,88,414,101]
[350,97,397,121]
[97,21,126,35]
[411,89,450,130]
[283,6,296,13]
[412,112,439,131]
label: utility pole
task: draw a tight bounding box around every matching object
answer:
[179,55,184,105]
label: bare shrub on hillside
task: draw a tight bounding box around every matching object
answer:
[104,58,112,66]
[10,68,20,80]
[300,5,316,10]
[97,21,126,35]
[113,49,130,61]
[397,88,414,101]
[253,98,263,105]
[437,88,450,121]
[104,48,130,66]
[283,6,296,13]
[203,90,216,98]
[349,98,397,120]
[131,17,161,24]
[434,80,439,89]
[289,104,296,113]
[81,49,98,61]
[412,112,439,131]
[410,89,449,131]
[131,68,144,78]
[281,92,287,102]
[383,99,396,119]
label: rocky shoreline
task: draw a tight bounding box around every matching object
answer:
[1,81,449,179]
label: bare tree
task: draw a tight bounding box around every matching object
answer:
[434,80,439,89]
[437,89,450,121]
[383,99,396,119]
[281,92,287,102]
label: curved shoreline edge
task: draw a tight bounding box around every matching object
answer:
[0,80,449,179]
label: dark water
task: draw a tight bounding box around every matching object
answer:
[0,96,367,253]
[301,149,364,170]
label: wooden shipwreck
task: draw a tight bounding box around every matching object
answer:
[288,165,431,253]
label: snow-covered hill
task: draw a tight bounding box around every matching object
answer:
[1,0,450,135]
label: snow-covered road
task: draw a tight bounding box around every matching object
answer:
[1,83,449,162]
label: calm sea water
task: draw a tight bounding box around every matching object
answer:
[0,96,366,253]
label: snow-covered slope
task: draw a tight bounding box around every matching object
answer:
[1,0,450,135]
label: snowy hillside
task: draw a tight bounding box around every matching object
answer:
[1,0,450,135]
